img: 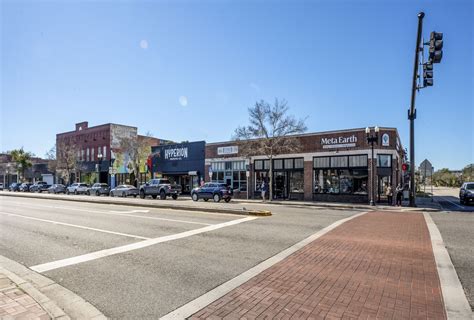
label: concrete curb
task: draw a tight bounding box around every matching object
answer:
[0,256,107,320]
[160,210,370,319]
[423,212,473,319]
[0,192,272,216]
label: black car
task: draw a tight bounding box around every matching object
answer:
[110,185,139,198]
[460,182,474,205]
[30,181,51,193]
[9,183,21,192]
[48,184,67,194]
[19,183,32,192]
[191,183,233,202]
[88,183,110,196]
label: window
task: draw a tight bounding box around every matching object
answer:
[263,160,270,170]
[377,154,391,167]
[294,158,304,169]
[289,171,304,193]
[81,150,84,161]
[91,147,95,161]
[86,148,90,162]
[103,146,107,160]
[349,155,368,167]
[225,162,232,170]
[274,159,283,170]
[255,171,269,191]
[254,160,270,171]
[313,169,368,195]
[284,159,293,169]
[331,156,348,168]
[314,157,330,168]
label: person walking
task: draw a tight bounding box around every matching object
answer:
[386,184,393,205]
[261,180,268,202]
[396,184,403,206]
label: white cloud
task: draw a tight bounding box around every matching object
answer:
[179,96,188,107]
[140,40,148,49]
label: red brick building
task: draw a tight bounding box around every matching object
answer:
[204,127,405,204]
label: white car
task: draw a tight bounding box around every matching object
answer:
[66,183,89,195]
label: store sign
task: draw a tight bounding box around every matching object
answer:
[321,135,357,149]
[382,133,390,147]
[217,146,238,155]
[164,147,188,160]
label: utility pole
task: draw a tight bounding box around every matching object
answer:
[408,12,424,207]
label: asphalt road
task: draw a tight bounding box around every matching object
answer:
[432,186,474,212]
[0,195,360,319]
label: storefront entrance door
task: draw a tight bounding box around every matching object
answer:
[273,172,288,199]
[377,175,391,203]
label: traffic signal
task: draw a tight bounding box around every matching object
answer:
[429,31,443,63]
[423,62,433,87]
[402,163,409,172]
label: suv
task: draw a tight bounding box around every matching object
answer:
[66,183,89,195]
[30,181,51,193]
[191,183,233,202]
[19,183,32,192]
[139,179,182,200]
[459,182,474,205]
[9,183,21,192]
[88,183,110,196]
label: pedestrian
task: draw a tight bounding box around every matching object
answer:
[386,184,393,205]
[261,180,268,202]
[396,184,403,206]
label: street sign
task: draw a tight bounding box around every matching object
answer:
[419,159,433,177]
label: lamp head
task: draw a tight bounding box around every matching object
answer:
[375,126,380,133]
[365,127,370,134]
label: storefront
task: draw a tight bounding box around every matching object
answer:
[205,128,404,203]
[151,141,205,194]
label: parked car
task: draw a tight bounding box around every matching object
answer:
[66,183,89,195]
[9,183,21,192]
[191,183,233,202]
[110,185,139,198]
[88,183,110,196]
[139,179,182,200]
[48,184,66,194]
[19,183,32,192]
[0,183,3,191]
[459,182,474,205]
[29,181,51,193]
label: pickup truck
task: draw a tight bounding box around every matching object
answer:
[30,181,51,193]
[139,179,182,200]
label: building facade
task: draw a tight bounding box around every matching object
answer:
[56,122,160,187]
[0,153,53,186]
[204,127,404,203]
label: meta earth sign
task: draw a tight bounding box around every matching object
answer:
[321,135,357,149]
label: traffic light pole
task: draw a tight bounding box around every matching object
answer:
[408,12,424,207]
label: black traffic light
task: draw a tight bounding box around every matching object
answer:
[423,62,433,86]
[429,31,443,63]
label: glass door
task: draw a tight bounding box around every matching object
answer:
[273,172,288,199]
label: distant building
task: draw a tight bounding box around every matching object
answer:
[56,122,161,187]
[0,153,53,186]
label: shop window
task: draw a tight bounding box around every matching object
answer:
[91,148,95,161]
[225,162,232,170]
[377,154,392,167]
[217,172,224,182]
[284,159,293,169]
[331,156,348,168]
[264,160,270,170]
[314,157,330,168]
[289,171,304,193]
[255,172,269,191]
[255,160,263,170]
[295,158,304,169]
[274,159,283,170]
[86,148,90,162]
[349,155,368,167]
[103,146,107,160]
[313,169,368,195]
[232,161,245,170]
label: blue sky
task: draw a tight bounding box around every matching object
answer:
[1,0,472,170]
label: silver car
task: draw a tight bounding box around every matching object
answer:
[110,185,139,198]
[66,183,89,195]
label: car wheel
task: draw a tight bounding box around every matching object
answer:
[87,190,90,196]
[122,191,126,198]
[133,195,137,198]
[203,198,209,202]
[160,190,166,200]
[213,194,221,202]
[172,194,178,200]
[66,190,70,195]
[110,192,114,197]
[192,193,199,201]
[152,194,157,199]
[96,190,100,196]
[74,190,77,195]
[140,190,145,199]
[224,197,231,203]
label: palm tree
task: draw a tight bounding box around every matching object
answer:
[10,148,33,182]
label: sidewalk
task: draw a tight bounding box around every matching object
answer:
[190,212,446,320]
[0,272,50,320]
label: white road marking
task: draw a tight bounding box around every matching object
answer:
[0,211,150,240]
[109,209,149,213]
[160,211,369,320]
[438,196,465,209]
[1,202,212,226]
[30,216,257,273]
[423,212,472,319]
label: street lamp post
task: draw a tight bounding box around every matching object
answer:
[97,153,103,183]
[366,126,380,206]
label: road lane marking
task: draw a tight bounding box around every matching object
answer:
[0,211,150,240]
[437,196,465,210]
[0,202,213,226]
[423,212,472,319]
[109,209,150,213]
[160,211,369,320]
[30,216,258,273]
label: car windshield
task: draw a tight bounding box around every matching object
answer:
[466,184,474,190]
[79,184,88,187]
[125,185,135,189]
[160,180,171,184]
[100,184,108,187]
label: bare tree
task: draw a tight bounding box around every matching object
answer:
[56,138,78,185]
[46,145,57,175]
[233,99,307,200]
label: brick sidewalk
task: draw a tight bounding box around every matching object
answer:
[190,212,446,320]
[0,273,50,320]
